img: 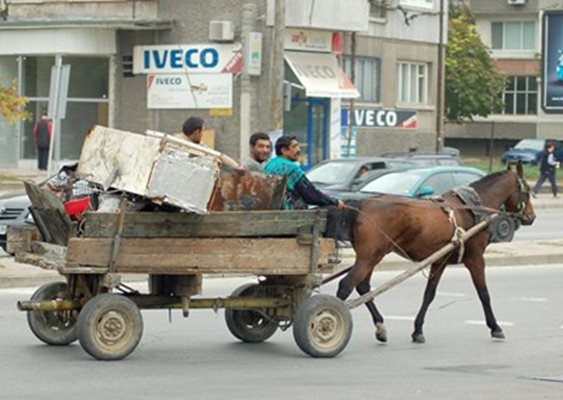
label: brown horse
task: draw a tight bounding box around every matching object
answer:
[337,164,536,343]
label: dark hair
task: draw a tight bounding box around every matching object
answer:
[250,132,270,146]
[545,141,555,150]
[275,135,297,156]
[182,117,204,136]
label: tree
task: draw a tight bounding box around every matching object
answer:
[445,5,506,122]
[0,79,29,124]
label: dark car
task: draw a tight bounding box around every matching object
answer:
[0,192,32,253]
[380,152,462,167]
[500,139,563,165]
[305,157,416,196]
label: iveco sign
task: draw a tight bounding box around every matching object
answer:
[342,108,418,129]
[133,44,243,74]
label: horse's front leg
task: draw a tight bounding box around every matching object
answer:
[464,254,504,339]
[412,261,447,344]
[356,278,387,343]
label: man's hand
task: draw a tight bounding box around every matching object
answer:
[336,200,346,210]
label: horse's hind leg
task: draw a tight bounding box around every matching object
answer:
[464,255,504,339]
[412,261,447,344]
[356,277,387,343]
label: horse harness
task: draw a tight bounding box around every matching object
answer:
[430,187,488,263]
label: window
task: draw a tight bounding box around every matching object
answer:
[491,21,535,50]
[369,0,388,18]
[397,62,428,104]
[501,76,537,115]
[342,56,381,103]
[453,172,482,187]
[420,173,455,195]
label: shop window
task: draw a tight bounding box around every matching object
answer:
[397,61,428,104]
[22,56,54,98]
[500,75,537,115]
[64,56,109,98]
[342,56,381,103]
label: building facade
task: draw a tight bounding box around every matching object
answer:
[0,0,444,170]
[445,0,563,157]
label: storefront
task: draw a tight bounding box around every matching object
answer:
[0,28,113,168]
[282,30,358,170]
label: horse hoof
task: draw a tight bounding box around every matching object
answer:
[491,329,505,340]
[375,322,387,343]
[411,333,426,344]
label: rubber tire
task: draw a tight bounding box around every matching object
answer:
[293,294,353,358]
[27,282,78,346]
[225,283,278,343]
[77,294,143,361]
[491,216,515,243]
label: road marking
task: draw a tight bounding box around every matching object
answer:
[384,315,415,322]
[464,320,514,327]
[510,297,548,302]
[437,292,466,298]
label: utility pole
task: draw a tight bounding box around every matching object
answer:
[240,3,257,162]
[271,0,285,132]
[346,32,357,158]
[435,0,445,153]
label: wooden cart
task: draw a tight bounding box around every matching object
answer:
[17,206,353,360]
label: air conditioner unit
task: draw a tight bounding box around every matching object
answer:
[507,0,526,6]
[209,21,235,42]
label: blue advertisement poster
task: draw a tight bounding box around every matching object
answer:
[542,12,563,112]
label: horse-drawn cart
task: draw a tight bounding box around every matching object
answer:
[17,203,353,360]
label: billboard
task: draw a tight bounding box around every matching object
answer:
[542,12,563,112]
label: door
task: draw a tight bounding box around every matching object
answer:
[284,97,329,171]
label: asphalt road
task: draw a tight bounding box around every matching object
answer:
[1,265,562,400]
[513,208,563,241]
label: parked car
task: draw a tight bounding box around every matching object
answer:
[0,192,33,253]
[338,166,484,200]
[305,157,416,196]
[380,152,462,167]
[500,139,563,165]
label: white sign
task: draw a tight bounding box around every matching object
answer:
[134,44,242,74]
[284,29,332,52]
[244,32,263,76]
[400,0,434,10]
[147,74,233,109]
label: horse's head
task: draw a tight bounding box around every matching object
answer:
[504,163,536,225]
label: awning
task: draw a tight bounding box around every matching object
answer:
[284,51,360,99]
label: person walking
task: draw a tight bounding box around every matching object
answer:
[532,142,559,198]
[33,112,52,171]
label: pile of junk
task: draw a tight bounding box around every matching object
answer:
[14,125,287,267]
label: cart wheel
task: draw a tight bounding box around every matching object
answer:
[77,294,143,361]
[293,294,353,358]
[27,282,78,346]
[225,283,278,343]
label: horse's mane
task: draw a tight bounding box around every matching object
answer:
[469,170,511,191]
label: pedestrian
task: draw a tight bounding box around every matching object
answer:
[532,142,559,198]
[33,112,52,171]
[243,132,272,172]
[264,135,345,210]
[181,116,205,145]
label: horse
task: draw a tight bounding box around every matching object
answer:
[336,164,536,344]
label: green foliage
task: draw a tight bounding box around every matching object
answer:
[0,79,29,124]
[445,7,506,122]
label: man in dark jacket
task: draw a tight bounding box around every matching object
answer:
[532,142,559,197]
[33,113,52,170]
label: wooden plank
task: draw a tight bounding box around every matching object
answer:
[6,225,41,255]
[82,210,327,238]
[24,181,72,246]
[66,237,335,275]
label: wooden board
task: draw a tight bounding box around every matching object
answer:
[24,181,72,246]
[66,237,335,275]
[82,210,327,238]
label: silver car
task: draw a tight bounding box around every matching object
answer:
[0,192,32,253]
